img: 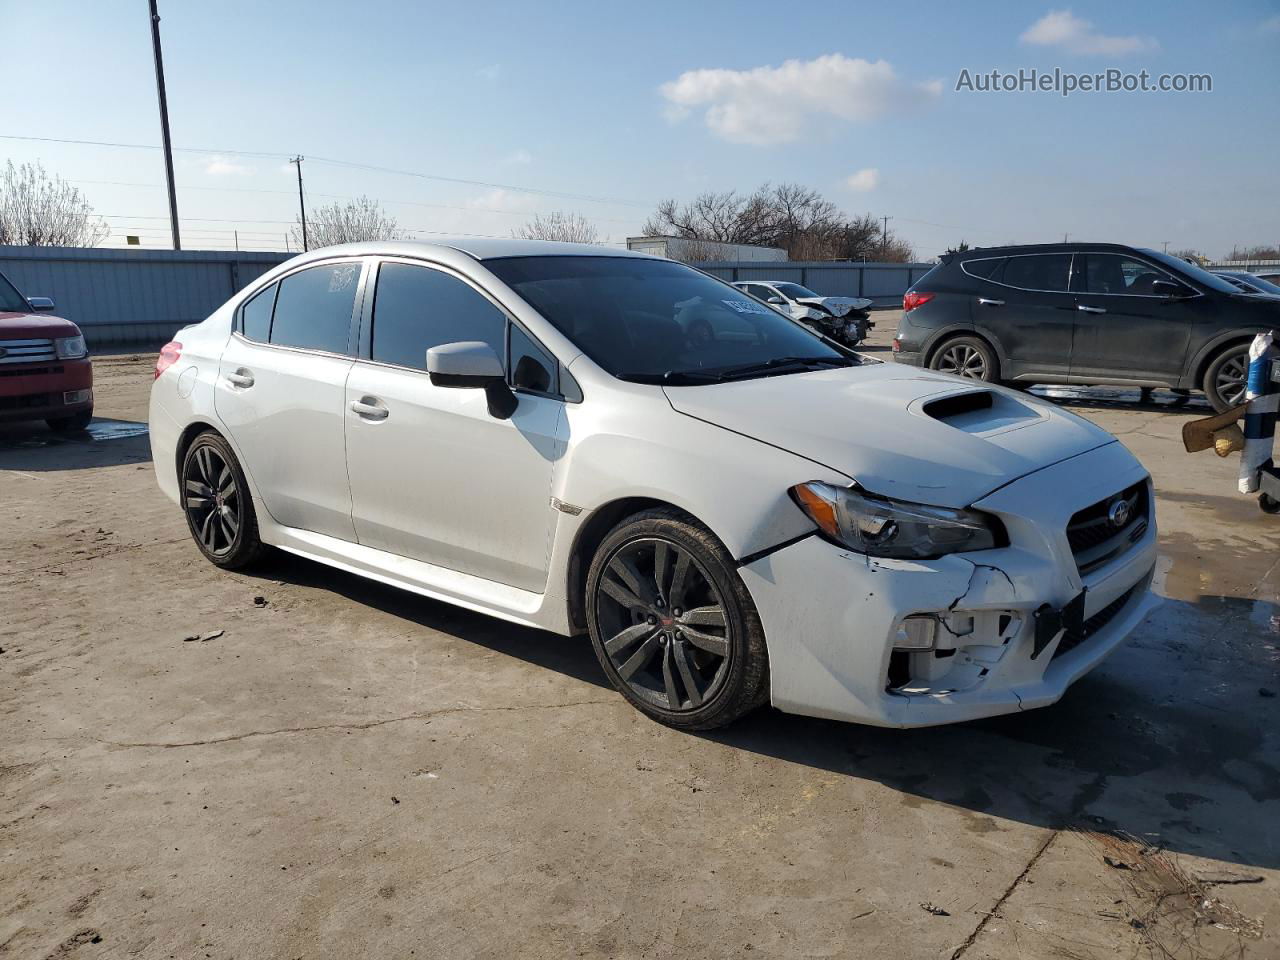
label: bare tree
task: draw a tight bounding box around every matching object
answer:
[643,183,914,262]
[513,211,600,243]
[0,161,109,247]
[291,195,403,249]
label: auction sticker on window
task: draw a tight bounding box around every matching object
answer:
[722,299,770,315]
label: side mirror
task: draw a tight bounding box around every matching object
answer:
[767,296,787,305]
[26,296,55,312]
[1152,279,1189,298]
[426,341,517,419]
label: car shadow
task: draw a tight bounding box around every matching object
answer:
[1029,385,1212,413]
[244,548,1279,872]
[0,418,152,471]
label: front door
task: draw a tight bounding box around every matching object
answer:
[976,253,1076,381]
[344,260,564,592]
[214,260,365,541]
[1067,253,1196,385]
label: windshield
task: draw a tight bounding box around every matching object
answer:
[0,271,29,313]
[772,282,820,299]
[486,256,849,383]
[1140,249,1241,294]
[1224,272,1280,296]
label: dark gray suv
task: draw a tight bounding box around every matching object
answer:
[894,243,1279,411]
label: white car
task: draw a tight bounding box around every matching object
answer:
[732,280,874,346]
[150,239,1157,730]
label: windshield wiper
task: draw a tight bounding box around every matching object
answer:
[616,369,728,385]
[715,355,852,381]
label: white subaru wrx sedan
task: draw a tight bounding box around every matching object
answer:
[150,239,1157,730]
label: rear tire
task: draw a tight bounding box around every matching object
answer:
[1203,344,1249,413]
[585,509,769,730]
[181,431,265,570]
[929,335,998,382]
[46,408,93,432]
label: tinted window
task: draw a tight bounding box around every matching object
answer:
[1141,248,1238,294]
[241,283,276,342]
[773,282,819,299]
[486,256,846,381]
[371,263,506,371]
[269,263,361,353]
[509,323,555,393]
[962,257,1005,280]
[1000,255,1071,292]
[1075,254,1175,296]
[0,271,28,313]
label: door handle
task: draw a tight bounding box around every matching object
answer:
[977,297,1005,307]
[350,398,389,421]
[225,369,255,388]
[1077,305,1107,314]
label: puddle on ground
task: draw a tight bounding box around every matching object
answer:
[0,418,149,449]
[1030,385,1211,410]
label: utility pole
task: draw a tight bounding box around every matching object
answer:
[148,0,181,250]
[290,156,308,252]
[1162,240,1170,253]
[880,215,892,257]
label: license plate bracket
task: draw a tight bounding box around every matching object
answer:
[1031,589,1087,660]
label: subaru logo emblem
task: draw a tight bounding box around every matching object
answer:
[1107,498,1131,529]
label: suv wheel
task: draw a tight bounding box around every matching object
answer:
[1203,344,1249,413]
[181,432,265,569]
[585,509,769,730]
[930,336,998,381]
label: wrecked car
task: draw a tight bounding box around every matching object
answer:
[150,239,1156,730]
[733,280,874,347]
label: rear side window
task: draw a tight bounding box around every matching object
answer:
[1000,255,1071,292]
[241,283,277,342]
[961,258,1005,280]
[269,263,361,354]
[371,263,506,370]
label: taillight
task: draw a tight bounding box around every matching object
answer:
[155,341,182,379]
[892,338,901,352]
[903,291,935,313]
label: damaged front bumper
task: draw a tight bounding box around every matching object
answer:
[739,442,1159,727]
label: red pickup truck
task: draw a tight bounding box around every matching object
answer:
[0,269,93,432]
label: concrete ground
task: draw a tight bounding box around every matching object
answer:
[2,317,1277,960]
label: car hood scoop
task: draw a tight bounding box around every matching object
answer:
[663,365,1113,507]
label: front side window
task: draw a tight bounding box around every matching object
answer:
[241,283,277,342]
[1072,255,1176,296]
[1000,255,1071,292]
[370,263,506,371]
[509,323,555,393]
[269,262,361,354]
[0,272,28,313]
[486,256,849,383]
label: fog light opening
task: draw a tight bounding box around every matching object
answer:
[893,614,938,652]
[63,389,92,405]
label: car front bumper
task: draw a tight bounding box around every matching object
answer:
[0,357,93,422]
[739,441,1158,727]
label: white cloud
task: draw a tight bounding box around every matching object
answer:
[204,156,251,176]
[477,63,502,82]
[845,168,880,192]
[1262,15,1280,34]
[660,54,941,145]
[1020,10,1157,56]
[505,148,533,165]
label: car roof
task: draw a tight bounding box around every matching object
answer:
[949,242,1148,259]
[280,237,655,264]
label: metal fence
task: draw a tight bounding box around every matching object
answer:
[693,260,936,307]
[0,246,292,350]
[0,245,935,352]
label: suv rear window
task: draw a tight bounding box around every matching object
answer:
[961,258,1005,280]
[1000,255,1071,292]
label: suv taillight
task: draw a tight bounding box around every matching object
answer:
[155,341,182,379]
[903,291,935,313]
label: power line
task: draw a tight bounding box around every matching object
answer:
[0,132,650,207]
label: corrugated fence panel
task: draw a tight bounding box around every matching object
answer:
[0,246,293,350]
[694,261,936,306]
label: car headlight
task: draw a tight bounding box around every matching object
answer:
[55,335,87,359]
[790,481,1005,559]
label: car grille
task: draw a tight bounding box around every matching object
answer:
[1066,482,1148,575]
[0,338,57,365]
[0,392,52,411]
[1052,585,1137,659]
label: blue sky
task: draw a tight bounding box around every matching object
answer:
[1,0,1277,258]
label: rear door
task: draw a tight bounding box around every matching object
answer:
[215,259,365,541]
[1067,253,1196,384]
[975,253,1075,380]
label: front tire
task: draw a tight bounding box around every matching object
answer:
[929,335,998,382]
[46,407,93,432]
[585,509,769,730]
[181,432,265,569]
[1203,344,1249,413]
